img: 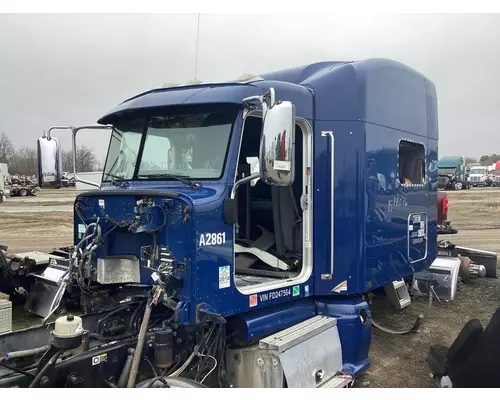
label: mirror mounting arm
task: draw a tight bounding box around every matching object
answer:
[46,126,72,140]
[230,173,260,199]
[242,88,276,114]
[71,125,113,189]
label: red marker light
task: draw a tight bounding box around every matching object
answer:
[442,197,448,217]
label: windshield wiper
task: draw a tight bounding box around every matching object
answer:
[104,172,123,181]
[103,173,128,188]
[137,173,198,188]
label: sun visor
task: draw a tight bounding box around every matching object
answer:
[97,84,262,125]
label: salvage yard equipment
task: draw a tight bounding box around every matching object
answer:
[9,184,39,197]
[0,58,497,388]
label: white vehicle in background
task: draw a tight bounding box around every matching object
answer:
[0,163,9,201]
[467,165,490,187]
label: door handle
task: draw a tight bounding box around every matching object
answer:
[321,131,334,280]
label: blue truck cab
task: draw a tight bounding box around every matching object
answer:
[33,58,438,386]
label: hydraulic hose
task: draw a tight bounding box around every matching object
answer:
[127,297,153,388]
[28,349,64,388]
[168,349,197,378]
[371,314,424,335]
[0,360,36,377]
[88,331,136,342]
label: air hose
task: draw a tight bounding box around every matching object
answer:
[0,345,50,362]
[371,314,424,335]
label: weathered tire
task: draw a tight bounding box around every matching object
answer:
[30,188,39,196]
[448,307,500,387]
[19,188,27,196]
[447,318,483,367]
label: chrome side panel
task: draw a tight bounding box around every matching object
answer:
[225,316,343,388]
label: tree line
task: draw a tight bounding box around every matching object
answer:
[465,155,500,167]
[0,132,99,176]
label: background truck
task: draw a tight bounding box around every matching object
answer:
[0,59,497,389]
[438,156,470,190]
[467,165,490,187]
[491,161,500,186]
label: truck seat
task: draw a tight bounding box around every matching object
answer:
[271,186,302,257]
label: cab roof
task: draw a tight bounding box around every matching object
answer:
[98,58,437,140]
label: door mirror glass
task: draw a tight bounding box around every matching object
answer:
[37,134,62,189]
[259,101,296,186]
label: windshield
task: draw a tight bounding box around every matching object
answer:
[470,168,487,175]
[102,109,237,182]
[438,167,457,175]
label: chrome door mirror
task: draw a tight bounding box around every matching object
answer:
[259,95,296,187]
[37,128,65,189]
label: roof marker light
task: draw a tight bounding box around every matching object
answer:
[185,79,203,86]
[238,74,264,83]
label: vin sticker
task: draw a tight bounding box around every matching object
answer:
[219,265,230,289]
[78,224,85,239]
[259,288,291,302]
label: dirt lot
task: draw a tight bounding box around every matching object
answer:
[1,187,499,387]
[359,187,500,388]
[0,189,76,253]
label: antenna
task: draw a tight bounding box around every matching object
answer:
[194,13,200,80]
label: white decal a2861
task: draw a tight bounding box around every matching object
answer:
[199,232,226,247]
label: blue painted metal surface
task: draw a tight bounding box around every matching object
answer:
[316,297,372,375]
[226,298,317,343]
[97,85,263,125]
[74,59,438,374]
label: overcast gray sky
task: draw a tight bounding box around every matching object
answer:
[1,13,499,162]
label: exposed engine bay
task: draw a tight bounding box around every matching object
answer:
[0,303,229,388]
[19,190,191,321]
[0,193,223,387]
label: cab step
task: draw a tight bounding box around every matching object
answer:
[317,374,353,388]
[384,279,411,310]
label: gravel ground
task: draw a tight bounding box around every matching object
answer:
[357,187,500,388]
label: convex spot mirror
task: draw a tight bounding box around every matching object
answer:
[259,97,296,187]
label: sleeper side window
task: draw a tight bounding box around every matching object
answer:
[398,140,426,185]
